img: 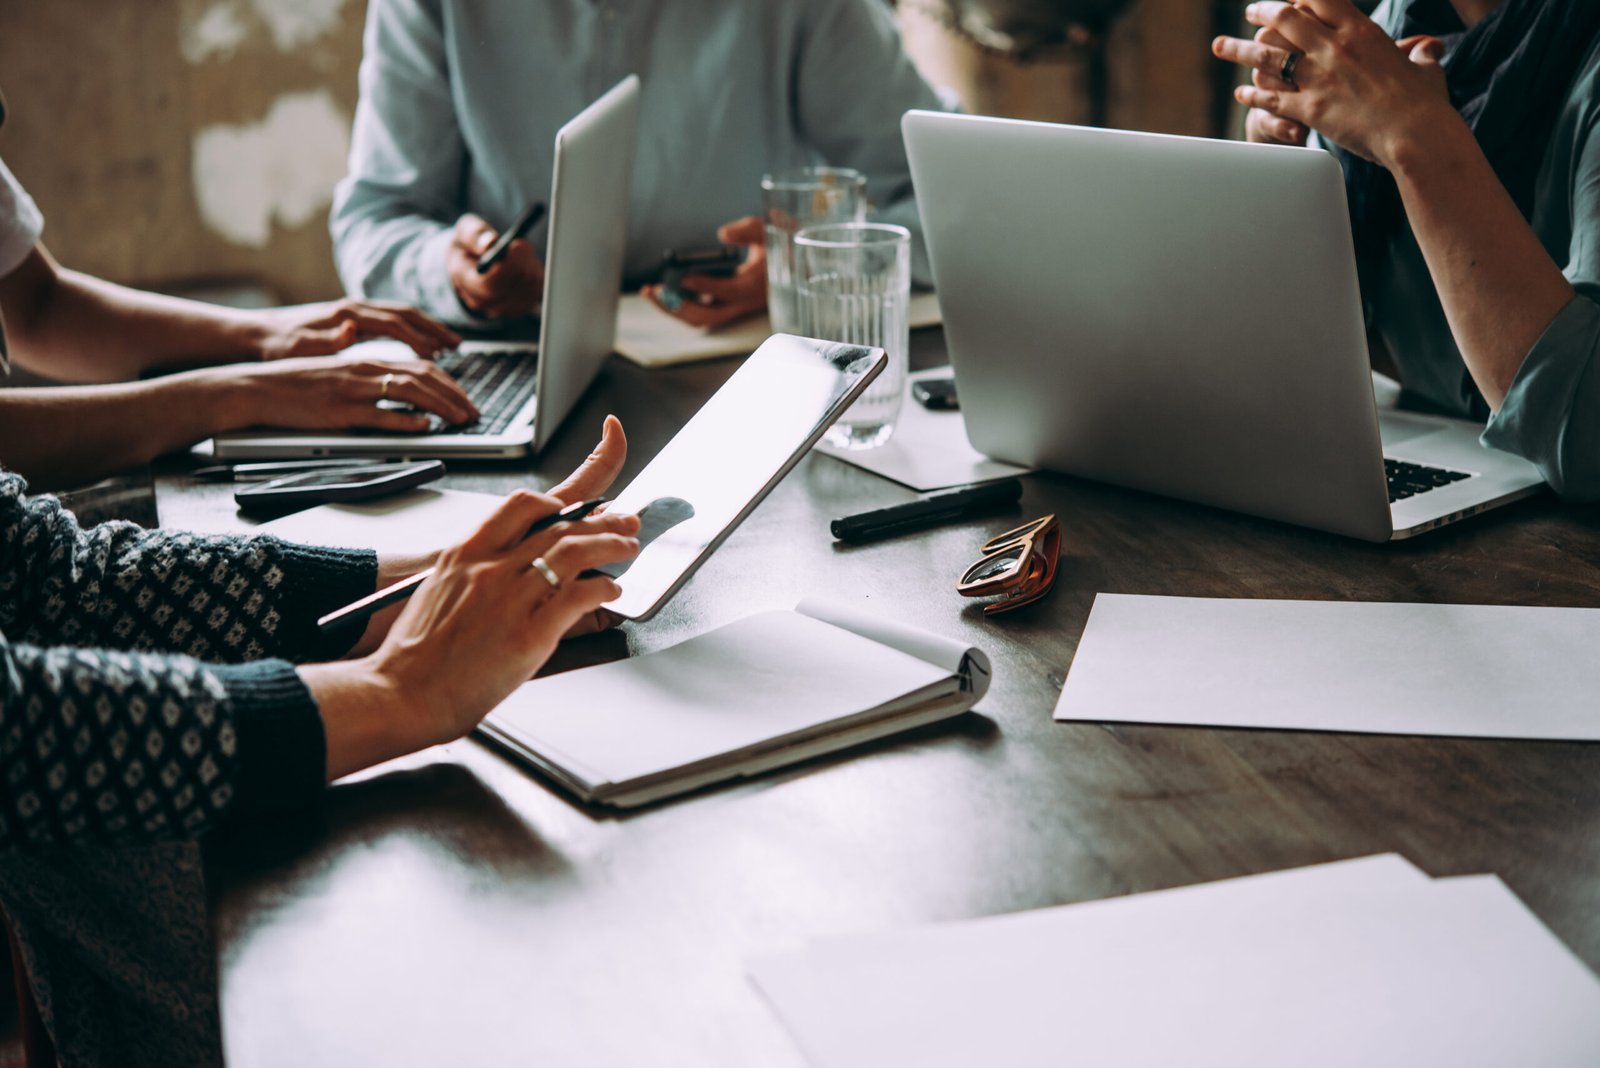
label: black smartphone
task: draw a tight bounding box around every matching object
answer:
[657,244,747,310]
[234,461,446,515]
[911,375,960,411]
[476,202,547,274]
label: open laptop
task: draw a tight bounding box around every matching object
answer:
[215,75,641,461]
[902,110,1544,542]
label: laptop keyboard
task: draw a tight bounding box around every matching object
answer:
[417,348,539,435]
[1386,458,1472,502]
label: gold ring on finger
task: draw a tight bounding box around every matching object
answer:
[531,556,561,591]
[379,373,394,401]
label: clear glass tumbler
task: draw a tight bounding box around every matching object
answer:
[794,222,911,450]
[761,167,868,336]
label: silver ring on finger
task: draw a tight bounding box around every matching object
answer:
[1280,50,1302,86]
[531,556,561,591]
[379,373,395,401]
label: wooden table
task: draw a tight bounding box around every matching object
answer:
[158,334,1600,1066]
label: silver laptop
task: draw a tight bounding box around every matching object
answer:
[215,75,641,461]
[902,110,1544,542]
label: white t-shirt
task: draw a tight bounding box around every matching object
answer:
[0,157,43,372]
[0,158,42,277]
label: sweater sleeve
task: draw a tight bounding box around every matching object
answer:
[0,636,325,849]
[0,474,377,664]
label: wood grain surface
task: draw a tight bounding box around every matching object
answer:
[159,332,1600,1066]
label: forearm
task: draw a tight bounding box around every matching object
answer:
[1,248,270,381]
[0,370,248,489]
[1390,119,1576,409]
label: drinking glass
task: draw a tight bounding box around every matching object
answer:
[761,167,868,335]
[794,222,911,450]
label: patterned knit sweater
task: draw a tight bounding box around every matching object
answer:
[0,471,378,850]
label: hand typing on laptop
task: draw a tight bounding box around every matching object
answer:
[223,354,479,433]
[253,297,462,361]
[0,148,476,489]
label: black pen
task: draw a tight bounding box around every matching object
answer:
[831,479,1023,543]
[476,201,547,274]
[192,459,390,483]
[317,497,606,631]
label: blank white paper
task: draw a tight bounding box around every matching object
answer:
[749,855,1600,1068]
[814,368,1033,491]
[1054,595,1600,740]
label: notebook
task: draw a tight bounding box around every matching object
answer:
[613,291,943,368]
[477,599,992,808]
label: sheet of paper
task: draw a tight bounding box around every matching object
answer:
[814,368,1032,491]
[485,608,952,787]
[1054,595,1600,741]
[259,488,504,555]
[750,856,1600,1068]
[613,292,942,368]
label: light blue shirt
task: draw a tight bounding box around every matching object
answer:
[331,0,945,326]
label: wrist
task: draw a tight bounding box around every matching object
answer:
[233,308,278,361]
[304,658,427,781]
[185,364,266,433]
[1380,102,1472,180]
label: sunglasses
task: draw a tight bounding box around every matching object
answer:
[955,514,1060,615]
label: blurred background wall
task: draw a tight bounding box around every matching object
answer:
[0,0,1241,306]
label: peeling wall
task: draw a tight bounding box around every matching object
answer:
[0,0,364,303]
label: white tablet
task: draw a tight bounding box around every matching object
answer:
[601,334,886,621]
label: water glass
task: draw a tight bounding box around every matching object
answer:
[761,167,868,335]
[794,223,911,450]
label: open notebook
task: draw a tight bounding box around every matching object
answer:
[613,291,943,368]
[478,600,992,808]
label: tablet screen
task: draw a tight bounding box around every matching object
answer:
[602,334,885,621]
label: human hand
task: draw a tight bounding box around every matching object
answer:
[1241,26,1309,145]
[447,213,546,319]
[255,298,461,361]
[340,413,633,658]
[1213,0,1451,167]
[643,216,768,330]
[360,491,641,754]
[217,354,478,432]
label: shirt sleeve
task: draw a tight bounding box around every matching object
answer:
[0,157,44,278]
[0,473,377,665]
[792,0,950,287]
[329,0,487,327]
[1481,295,1600,499]
[1480,105,1600,501]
